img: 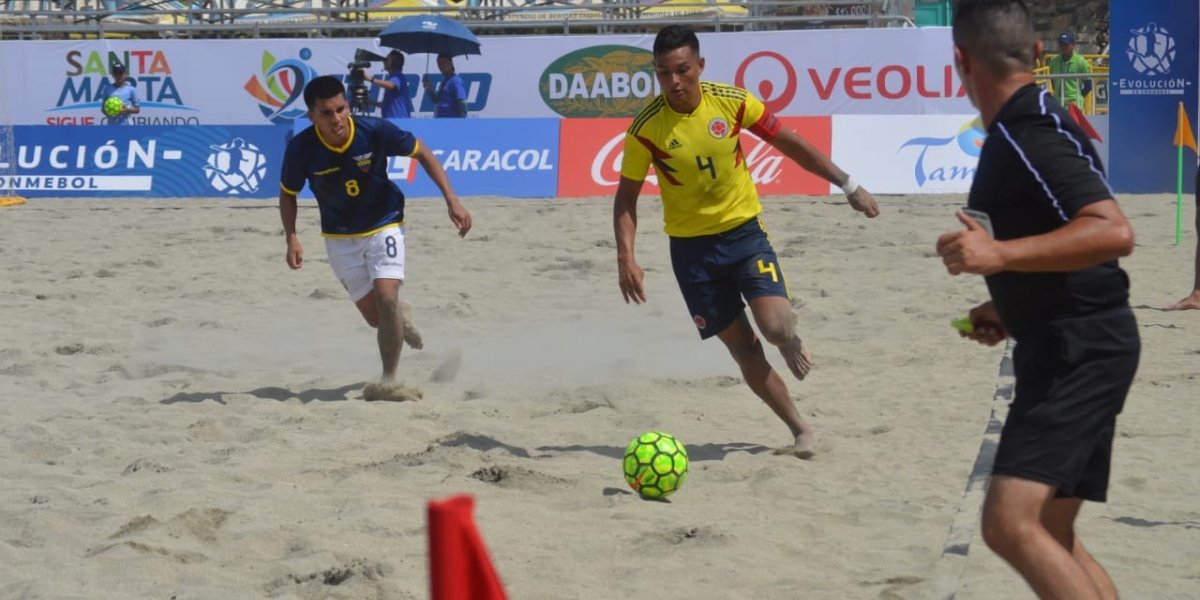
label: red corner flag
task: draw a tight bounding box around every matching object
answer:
[1068,103,1103,142]
[428,495,509,600]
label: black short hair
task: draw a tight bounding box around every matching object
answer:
[952,0,1037,74]
[653,24,700,58]
[303,75,346,109]
[387,50,405,70]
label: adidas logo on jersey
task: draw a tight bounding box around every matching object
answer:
[667,138,682,150]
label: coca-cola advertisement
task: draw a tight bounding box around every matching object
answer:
[557,117,834,198]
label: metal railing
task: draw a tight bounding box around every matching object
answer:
[1033,68,1110,116]
[0,0,914,38]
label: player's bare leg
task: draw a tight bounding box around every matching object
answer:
[716,312,815,459]
[981,476,1108,599]
[748,295,812,380]
[1042,497,1119,600]
[356,279,421,402]
[1168,211,1200,311]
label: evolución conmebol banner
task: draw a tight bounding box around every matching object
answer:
[1108,0,1198,193]
[1,125,288,198]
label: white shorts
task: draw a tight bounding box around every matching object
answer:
[324,225,406,302]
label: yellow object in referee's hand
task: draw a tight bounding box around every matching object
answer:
[951,317,975,334]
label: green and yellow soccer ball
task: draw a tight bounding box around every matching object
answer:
[623,431,688,499]
[102,96,125,118]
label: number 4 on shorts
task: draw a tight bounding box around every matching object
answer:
[757,259,778,282]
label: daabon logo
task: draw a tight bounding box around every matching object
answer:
[539,45,660,118]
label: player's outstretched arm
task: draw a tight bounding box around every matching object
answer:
[414,144,471,237]
[767,127,880,218]
[614,176,646,304]
[279,190,303,269]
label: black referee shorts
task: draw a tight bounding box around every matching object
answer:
[994,307,1140,502]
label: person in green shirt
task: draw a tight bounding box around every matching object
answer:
[1048,32,1092,110]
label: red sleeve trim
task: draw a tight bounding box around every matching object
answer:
[749,111,782,140]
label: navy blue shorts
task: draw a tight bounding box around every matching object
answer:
[669,217,790,339]
[995,307,1140,502]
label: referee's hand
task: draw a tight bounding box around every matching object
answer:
[962,301,1007,346]
[937,210,1004,276]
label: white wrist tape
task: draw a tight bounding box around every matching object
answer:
[840,176,860,196]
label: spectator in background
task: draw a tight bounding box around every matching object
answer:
[370,50,415,119]
[423,54,467,118]
[101,62,140,125]
[1048,32,1092,111]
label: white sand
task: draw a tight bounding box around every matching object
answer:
[0,193,1196,600]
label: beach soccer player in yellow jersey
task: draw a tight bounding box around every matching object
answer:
[613,24,881,458]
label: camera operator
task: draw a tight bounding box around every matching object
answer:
[366,51,415,119]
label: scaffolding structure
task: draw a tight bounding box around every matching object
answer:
[0,0,915,38]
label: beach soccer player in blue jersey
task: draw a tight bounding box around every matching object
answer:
[279,75,472,400]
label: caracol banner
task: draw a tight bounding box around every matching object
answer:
[0,27,972,126]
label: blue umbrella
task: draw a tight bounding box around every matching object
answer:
[377,14,482,57]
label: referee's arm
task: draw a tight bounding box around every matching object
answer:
[995,128,1133,272]
[995,200,1132,272]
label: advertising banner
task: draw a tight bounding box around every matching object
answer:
[557,117,833,198]
[1108,0,1198,193]
[0,125,289,198]
[1,27,971,126]
[290,117,560,199]
[832,115,982,195]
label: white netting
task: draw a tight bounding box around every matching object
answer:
[0,23,22,204]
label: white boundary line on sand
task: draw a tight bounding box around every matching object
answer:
[930,339,1016,600]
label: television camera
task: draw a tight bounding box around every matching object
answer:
[347,48,389,115]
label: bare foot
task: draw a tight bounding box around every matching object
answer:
[771,420,816,459]
[781,336,813,381]
[363,381,423,402]
[772,433,815,460]
[400,300,424,349]
[1167,292,1200,311]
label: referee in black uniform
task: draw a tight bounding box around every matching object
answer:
[936,1,1140,599]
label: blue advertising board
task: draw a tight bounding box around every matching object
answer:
[1108,0,1198,193]
[291,117,560,199]
[1,125,291,198]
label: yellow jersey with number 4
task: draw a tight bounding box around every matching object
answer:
[620,81,782,238]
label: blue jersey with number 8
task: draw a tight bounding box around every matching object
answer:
[281,116,419,238]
